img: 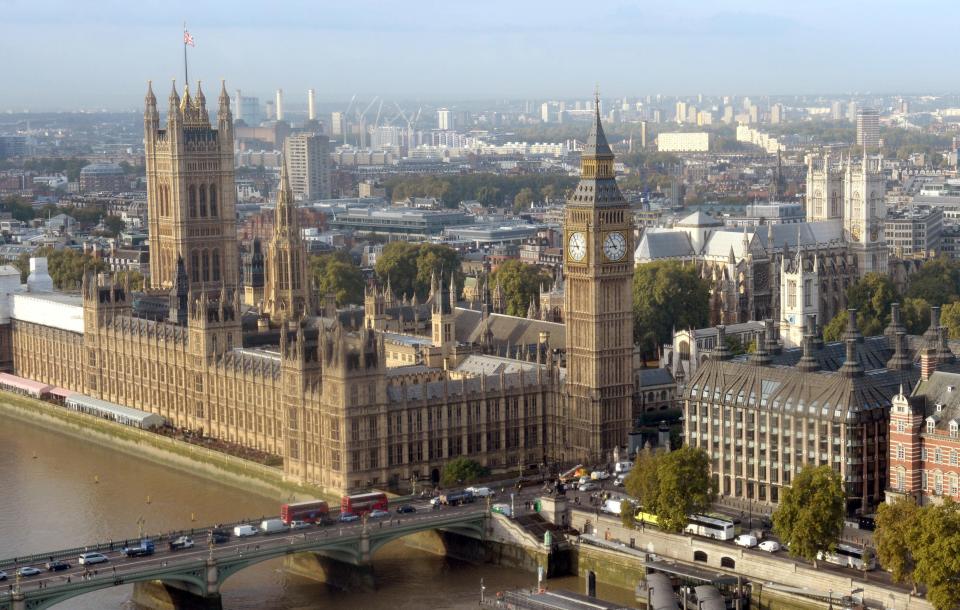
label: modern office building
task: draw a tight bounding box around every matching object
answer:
[856,108,880,149]
[437,108,453,131]
[284,132,332,201]
[884,206,943,258]
[657,132,709,152]
[79,163,126,193]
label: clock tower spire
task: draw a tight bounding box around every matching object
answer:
[563,92,634,463]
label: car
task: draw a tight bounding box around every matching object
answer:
[758,540,781,553]
[735,534,758,548]
[45,560,71,571]
[210,529,230,544]
[338,512,360,522]
[288,520,311,530]
[233,524,258,537]
[78,552,109,565]
[17,567,42,578]
[578,481,600,492]
[396,504,417,514]
[0,570,6,581]
[369,509,390,519]
[577,475,592,488]
[591,470,610,481]
[169,536,195,550]
[429,496,442,506]
[613,474,626,487]
[466,486,493,497]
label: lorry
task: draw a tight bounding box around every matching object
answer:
[439,490,476,505]
[260,518,286,534]
[121,539,155,557]
[602,498,626,516]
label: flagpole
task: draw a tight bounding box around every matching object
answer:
[183,21,189,87]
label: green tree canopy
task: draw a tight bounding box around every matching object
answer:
[102,215,126,237]
[623,446,714,533]
[874,497,920,588]
[440,457,489,487]
[490,259,553,317]
[911,500,960,610]
[633,261,710,358]
[905,258,960,306]
[383,173,575,209]
[513,187,535,213]
[309,252,364,306]
[772,465,845,566]
[942,301,960,339]
[901,297,931,335]
[374,242,463,301]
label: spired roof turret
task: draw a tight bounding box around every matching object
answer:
[568,93,624,208]
[582,94,613,159]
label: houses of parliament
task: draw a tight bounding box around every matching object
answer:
[6,82,637,494]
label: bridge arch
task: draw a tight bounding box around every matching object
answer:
[693,550,708,563]
[720,556,736,569]
[19,568,208,610]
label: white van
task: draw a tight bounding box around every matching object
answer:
[734,534,758,548]
[260,518,286,534]
[614,461,634,474]
[233,524,258,537]
[602,498,625,516]
[466,486,493,497]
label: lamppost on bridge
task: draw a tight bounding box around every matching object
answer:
[136,515,146,539]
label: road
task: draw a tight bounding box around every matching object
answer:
[0,490,537,599]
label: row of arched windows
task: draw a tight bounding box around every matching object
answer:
[190,248,221,283]
[155,183,220,218]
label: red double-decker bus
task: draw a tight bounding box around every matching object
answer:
[280,500,329,524]
[340,492,388,515]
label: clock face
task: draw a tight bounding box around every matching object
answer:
[568,232,587,261]
[603,232,627,261]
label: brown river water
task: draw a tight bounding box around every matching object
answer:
[0,416,637,609]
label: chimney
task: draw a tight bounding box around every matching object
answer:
[887,331,913,371]
[276,88,284,121]
[839,339,864,378]
[937,326,955,364]
[920,345,938,381]
[751,329,772,365]
[924,305,942,345]
[884,302,906,347]
[307,88,316,122]
[842,309,864,343]
[712,325,733,361]
[763,318,781,354]
[798,315,820,372]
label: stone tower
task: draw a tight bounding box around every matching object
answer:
[144,80,238,292]
[779,232,819,348]
[805,152,843,222]
[264,162,310,322]
[431,273,457,368]
[562,95,634,462]
[845,153,887,275]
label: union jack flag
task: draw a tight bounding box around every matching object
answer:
[183,29,195,47]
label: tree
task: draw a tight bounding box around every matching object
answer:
[874,497,921,588]
[414,244,463,301]
[906,258,960,306]
[623,446,713,533]
[440,457,488,487]
[942,301,960,339]
[901,298,931,335]
[374,242,420,299]
[824,272,904,341]
[513,187,535,213]
[114,270,145,291]
[912,500,960,610]
[102,215,126,237]
[772,465,845,566]
[624,447,664,515]
[491,259,552,317]
[620,499,637,529]
[310,252,364,306]
[633,261,710,359]
[655,447,715,532]
[822,311,848,343]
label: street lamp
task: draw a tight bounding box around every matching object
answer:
[480,578,486,604]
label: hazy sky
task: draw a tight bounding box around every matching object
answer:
[2,0,958,111]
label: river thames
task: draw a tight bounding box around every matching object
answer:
[0,415,636,609]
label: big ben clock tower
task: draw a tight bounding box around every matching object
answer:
[563,95,634,463]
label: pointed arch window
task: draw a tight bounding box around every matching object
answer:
[209,184,218,217]
[188,185,197,217]
[212,249,221,282]
[199,185,208,217]
[191,250,200,283]
[202,249,210,282]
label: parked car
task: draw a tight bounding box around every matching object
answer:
[78,552,109,565]
[338,512,360,522]
[17,567,42,578]
[396,504,417,514]
[735,534,758,548]
[45,560,71,571]
[288,520,311,530]
[369,509,390,519]
[578,481,600,492]
[758,540,781,553]
[233,524,258,537]
[169,536,195,550]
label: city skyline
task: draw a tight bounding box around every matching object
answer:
[4,0,960,111]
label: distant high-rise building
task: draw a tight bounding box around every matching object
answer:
[237,96,262,125]
[330,112,345,137]
[275,89,284,122]
[284,132,331,201]
[652,109,662,123]
[541,102,552,123]
[640,120,648,149]
[831,101,843,121]
[307,89,316,122]
[748,104,759,124]
[846,101,858,122]
[856,108,880,149]
[686,105,698,124]
[0,136,28,159]
[370,126,405,150]
[696,111,713,126]
[899,99,910,114]
[675,101,687,123]
[770,103,784,124]
[721,106,734,124]
[437,108,453,130]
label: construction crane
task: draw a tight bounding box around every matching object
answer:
[356,97,379,148]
